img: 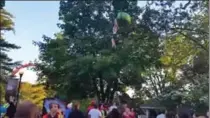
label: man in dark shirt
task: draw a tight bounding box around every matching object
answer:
[5,101,16,118]
[68,102,84,118]
[5,96,16,118]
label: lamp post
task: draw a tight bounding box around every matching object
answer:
[16,71,24,106]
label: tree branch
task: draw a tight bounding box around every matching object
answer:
[171,28,208,52]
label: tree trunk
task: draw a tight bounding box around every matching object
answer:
[108,79,118,103]
[92,78,100,101]
[99,78,106,102]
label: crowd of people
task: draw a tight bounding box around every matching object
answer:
[41,101,136,118]
[2,100,136,118]
[1,99,209,118]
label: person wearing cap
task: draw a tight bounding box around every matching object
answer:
[88,104,102,118]
[87,100,96,113]
[65,103,72,118]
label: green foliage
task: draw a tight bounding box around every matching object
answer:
[0,83,6,104]
[0,9,15,40]
[72,98,92,113]
[35,0,208,114]
[35,0,160,103]
[160,35,199,80]
[0,8,20,103]
[137,1,208,113]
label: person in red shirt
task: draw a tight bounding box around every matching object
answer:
[122,108,133,118]
[130,108,135,118]
[43,102,63,118]
[87,100,95,113]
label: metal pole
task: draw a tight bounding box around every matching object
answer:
[16,74,23,106]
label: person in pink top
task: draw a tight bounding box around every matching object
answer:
[87,100,96,113]
[122,108,133,118]
[130,108,135,118]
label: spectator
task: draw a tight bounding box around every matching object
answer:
[122,107,132,118]
[43,102,63,118]
[99,104,106,118]
[68,102,84,118]
[130,108,135,118]
[87,100,96,113]
[108,108,121,118]
[14,101,40,118]
[65,103,72,118]
[156,110,166,118]
[88,104,102,118]
[108,103,117,114]
[5,96,16,118]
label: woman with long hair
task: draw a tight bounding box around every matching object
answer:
[14,101,40,118]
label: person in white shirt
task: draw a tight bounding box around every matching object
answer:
[156,110,166,118]
[88,104,102,118]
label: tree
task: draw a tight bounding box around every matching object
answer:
[137,1,208,112]
[0,5,18,77]
[0,39,20,103]
[0,8,15,40]
[160,35,199,80]
[20,82,47,108]
[0,2,20,103]
[126,1,208,113]
[144,1,207,51]
[35,0,161,103]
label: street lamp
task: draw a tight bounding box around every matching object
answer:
[16,71,24,106]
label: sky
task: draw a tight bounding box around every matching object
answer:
[5,1,60,84]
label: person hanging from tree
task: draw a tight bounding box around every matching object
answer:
[111,0,131,48]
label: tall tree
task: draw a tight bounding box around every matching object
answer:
[36,0,160,102]
[137,1,208,112]
[0,3,19,77]
[0,3,20,103]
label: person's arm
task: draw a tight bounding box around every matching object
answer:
[99,110,102,118]
[88,110,91,118]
